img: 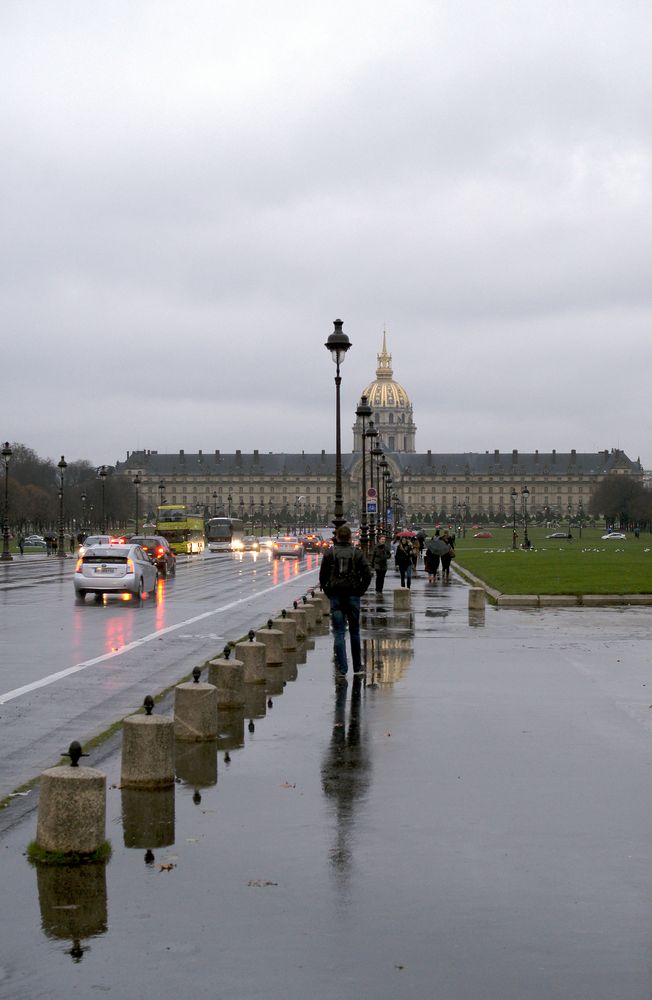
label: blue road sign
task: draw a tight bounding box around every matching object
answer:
[366,501,377,514]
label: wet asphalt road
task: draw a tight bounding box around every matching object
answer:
[4,569,652,997]
[0,550,321,802]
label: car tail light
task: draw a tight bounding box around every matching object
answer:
[156,547,164,556]
[127,558,135,573]
[75,558,83,571]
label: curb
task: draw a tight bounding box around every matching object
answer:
[452,562,652,608]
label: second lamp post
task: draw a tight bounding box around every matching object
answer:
[324,319,352,531]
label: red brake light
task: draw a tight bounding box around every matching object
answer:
[75,558,82,571]
[157,547,164,556]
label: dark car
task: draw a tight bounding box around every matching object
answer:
[129,535,176,576]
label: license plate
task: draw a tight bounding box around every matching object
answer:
[94,566,116,574]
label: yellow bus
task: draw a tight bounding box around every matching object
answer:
[156,505,205,554]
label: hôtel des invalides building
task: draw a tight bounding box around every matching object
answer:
[116,336,642,526]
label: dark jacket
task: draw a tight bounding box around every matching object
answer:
[371,541,391,571]
[395,538,413,568]
[319,543,372,598]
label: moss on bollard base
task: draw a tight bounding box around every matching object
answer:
[27,839,112,867]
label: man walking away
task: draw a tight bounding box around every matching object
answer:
[319,525,372,684]
[370,534,391,594]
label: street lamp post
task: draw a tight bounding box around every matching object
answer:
[212,491,218,516]
[239,496,244,523]
[1,442,12,561]
[57,456,68,558]
[522,485,530,548]
[511,487,518,549]
[133,473,141,534]
[578,499,583,539]
[385,475,393,534]
[227,492,232,518]
[567,501,572,539]
[356,394,372,553]
[268,499,273,536]
[379,457,388,536]
[157,479,165,516]
[80,491,87,536]
[365,419,378,546]
[371,443,384,534]
[324,318,352,531]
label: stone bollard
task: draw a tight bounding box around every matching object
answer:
[256,619,284,666]
[174,667,218,741]
[306,594,328,622]
[316,590,331,615]
[121,697,175,788]
[207,645,245,708]
[286,604,308,638]
[272,612,298,651]
[35,742,106,858]
[235,630,266,685]
[299,596,319,630]
[394,588,411,611]
[468,587,486,610]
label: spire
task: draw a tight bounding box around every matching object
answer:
[376,329,393,380]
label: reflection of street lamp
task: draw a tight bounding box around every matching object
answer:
[324,318,352,530]
[521,485,530,548]
[1,442,12,562]
[356,394,372,553]
[57,456,68,558]
[511,487,518,549]
[134,472,142,534]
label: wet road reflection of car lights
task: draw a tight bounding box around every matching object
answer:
[105,613,134,656]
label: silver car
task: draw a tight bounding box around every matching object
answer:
[74,543,158,601]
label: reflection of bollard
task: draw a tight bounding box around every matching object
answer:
[121,698,175,788]
[256,620,284,666]
[272,614,298,651]
[217,708,245,751]
[37,861,108,945]
[121,786,175,848]
[295,641,309,666]
[36,749,107,858]
[265,666,285,696]
[393,588,411,611]
[235,630,266,684]
[243,683,267,721]
[175,740,218,789]
[282,649,299,682]
[468,606,486,628]
[207,645,245,708]
[286,604,307,638]
[174,669,218,741]
[468,587,486,610]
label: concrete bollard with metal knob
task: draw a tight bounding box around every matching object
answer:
[255,618,284,666]
[468,587,486,610]
[32,741,108,862]
[235,629,266,684]
[306,589,329,621]
[286,600,308,638]
[174,665,219,742]
[121,695,175,788]
[299,594,319,630]
[272,609,298,651]
[207,644,245,708]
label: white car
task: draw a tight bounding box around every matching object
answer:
[74,543,158,600]
[272,535,305,559]
[602,532,626,540]
[78,534,111,555]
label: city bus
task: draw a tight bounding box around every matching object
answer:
[156,505,205,554]
[205,516,246,552]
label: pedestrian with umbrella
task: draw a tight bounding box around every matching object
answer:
[425,531,449,583]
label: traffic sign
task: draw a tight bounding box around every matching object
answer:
[367,487,377,499]
[366,501,377,514]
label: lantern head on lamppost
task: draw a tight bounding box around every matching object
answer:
[324,318,352,531]
[57,456,68,558]
[1,442,12,561]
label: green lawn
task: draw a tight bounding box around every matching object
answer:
[451,526,652,595]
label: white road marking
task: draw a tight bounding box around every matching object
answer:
[0,571,319,705]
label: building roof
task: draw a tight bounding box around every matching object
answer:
[360,332,411,411]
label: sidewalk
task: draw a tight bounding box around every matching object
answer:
[2,570,652,999]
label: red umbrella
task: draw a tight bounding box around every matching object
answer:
[398,530,416,538]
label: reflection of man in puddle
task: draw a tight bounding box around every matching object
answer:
[321,676,371,878]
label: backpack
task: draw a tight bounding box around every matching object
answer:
[328,545,365,594]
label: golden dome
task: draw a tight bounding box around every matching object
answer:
[362,332,411,410]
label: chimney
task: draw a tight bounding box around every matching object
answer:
[512,449,518,464]
[254,449,259,461]
[236,449,242,465]
[534,449,539,463]
[494,449,499,459]
[571,448,576,463]
[214,449,220,461]
[552,449,556,463]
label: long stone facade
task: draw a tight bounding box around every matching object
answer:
[115,335,643,524]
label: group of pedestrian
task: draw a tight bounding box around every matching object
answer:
[423,529,455,582]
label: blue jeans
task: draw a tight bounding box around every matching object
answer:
[330,594,362,675]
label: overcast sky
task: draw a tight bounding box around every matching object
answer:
[3,0,651,468]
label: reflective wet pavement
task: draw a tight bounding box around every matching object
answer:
[3,571,652,998]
